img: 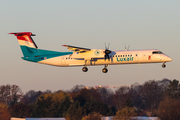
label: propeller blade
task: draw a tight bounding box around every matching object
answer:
[107,54,110,60]
[104,43,111,61]
[108,43,110,49]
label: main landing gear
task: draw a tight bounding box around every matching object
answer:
[82,64,109,73]
[82,60,88,72]
[82,67,88,72]
[102,65,108,73]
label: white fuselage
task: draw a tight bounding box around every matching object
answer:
[38,49,172,67]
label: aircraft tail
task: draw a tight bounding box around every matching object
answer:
[9,32,40,57]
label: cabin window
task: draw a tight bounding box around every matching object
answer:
[152,51,163,54]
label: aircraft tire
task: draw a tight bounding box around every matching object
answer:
[82,67,88,72]
[102,68,108,73]
[162,64,166,68]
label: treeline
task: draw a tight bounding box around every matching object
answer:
[0,78,180,120]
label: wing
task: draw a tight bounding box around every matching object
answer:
[62,45,91,52]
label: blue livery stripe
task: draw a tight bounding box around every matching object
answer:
[20,46,73,62]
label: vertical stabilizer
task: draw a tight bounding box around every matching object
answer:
[9,32,40,57]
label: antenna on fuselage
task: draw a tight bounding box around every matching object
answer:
[128,45,130,50]
[125,44,130,51]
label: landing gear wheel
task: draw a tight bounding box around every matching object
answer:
[102,68,108,73]
[162,64,166,68]
[82,67,88,72]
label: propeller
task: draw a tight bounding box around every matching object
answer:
[104,43,111,61]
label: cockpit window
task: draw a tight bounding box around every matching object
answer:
[152,51,163,54]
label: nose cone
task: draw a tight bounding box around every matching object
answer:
[167,57,172,62]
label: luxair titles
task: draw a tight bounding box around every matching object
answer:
[117,57,134,62]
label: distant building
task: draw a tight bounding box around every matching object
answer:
[11,116,160,120]
[101,116,160,120]
[101,116,113,120]
[11,118,25,120]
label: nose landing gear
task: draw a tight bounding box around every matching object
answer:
[162,63,166,68]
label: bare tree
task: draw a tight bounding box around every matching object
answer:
[0,84,23,106]
[114,86,131,110]
[97,87,114,105]
[139,80,164,111]
[21,90,42,104]
[69,85,85,94]
[166,79,180,99]
[156,98,180,120]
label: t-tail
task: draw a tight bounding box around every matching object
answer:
[10,32,73,64]
[9,32,40,57]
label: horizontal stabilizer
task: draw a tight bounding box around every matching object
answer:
[9,32,38,49]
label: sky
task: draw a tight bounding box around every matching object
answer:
[1,0,180,93]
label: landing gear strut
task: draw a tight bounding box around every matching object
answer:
[162,63,166,68]
[82,60,88,72]
[102,65,108,73]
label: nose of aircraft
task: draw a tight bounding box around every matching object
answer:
[167,56,172,62]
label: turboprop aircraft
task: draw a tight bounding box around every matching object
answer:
[10,32,172,73]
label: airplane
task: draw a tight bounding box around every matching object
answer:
[9,32,172,73]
